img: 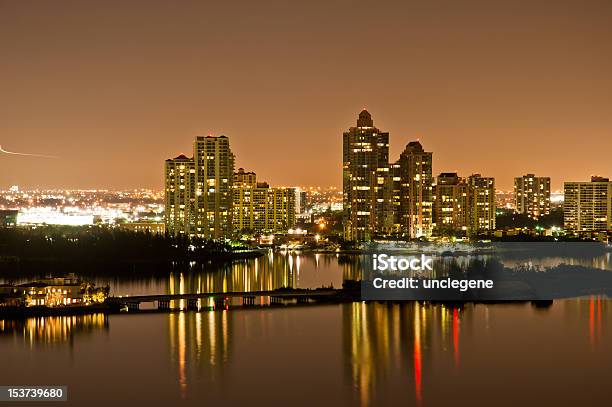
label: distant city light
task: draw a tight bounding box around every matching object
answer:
[17,209,94,226]
[0,188,164,228]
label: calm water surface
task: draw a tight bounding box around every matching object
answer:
[1,252,610,406]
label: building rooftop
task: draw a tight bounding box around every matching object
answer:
[357,109,374,127]
[402,141,427,155]
[166,154,192,161]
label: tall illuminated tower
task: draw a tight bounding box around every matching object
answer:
[514,174,551,219]
[396,141,433,238]
[193,136,235,238]
[165,135,235,239]
[467,174,496,234]
[164,154,196,236]
[564,176,611,232]
[342,110,392,241]
[433,172,469,235]
[232,168,296,234]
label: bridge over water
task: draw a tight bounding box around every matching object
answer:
[106,288,350,311]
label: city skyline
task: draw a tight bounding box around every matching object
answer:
[2,3,611,407]
[1,1,612,191]
[1,107,608,192]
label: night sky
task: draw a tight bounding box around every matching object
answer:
[1,0,611,190]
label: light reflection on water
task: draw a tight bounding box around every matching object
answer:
[0,251,611,405]
[2,251,609,297]
[0,314,109,346]
[117,251,612,296]
[1,298,608,406]
[499,252,611,271]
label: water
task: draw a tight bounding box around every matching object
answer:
[1,252,611,406]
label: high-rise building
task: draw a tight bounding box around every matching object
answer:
[193,136,235,238]
[564,176,611,232]
[165,135,235,239]
[466,174,496,234]
[232,169,296,234]
[294,188,307,215]
[432,173,497,236]
[390,161,402,234]
[342,110,392,241]
[164,154,196,236]
[267,187,296,232]
[234,167,257,187]
[233,169,268,234]
[396,141,433,238]
[514,174,551,219]
[433,172,469,234]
